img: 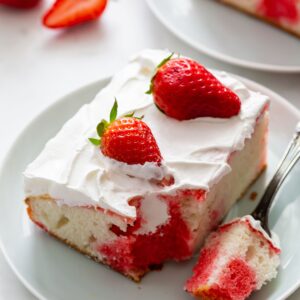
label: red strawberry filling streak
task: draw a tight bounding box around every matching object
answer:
[186,248,257,300]
[99,193,199,274]
[259,0,298,22]
[185,243,221,292]
[216,259,256,300]
[196,259,256,300]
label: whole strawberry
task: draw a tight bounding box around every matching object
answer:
[89,100,162,165]
[147,55,241,120]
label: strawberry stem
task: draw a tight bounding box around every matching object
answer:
[89,99,144,147]
[124,112,135,118]
[89,99,118,146]
[157,52,174,68]
[145,52,174,95]
[110,98,118,122]
[97,121,107,137]
[89,138,101,146]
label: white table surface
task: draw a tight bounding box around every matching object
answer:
[0,0,299,299]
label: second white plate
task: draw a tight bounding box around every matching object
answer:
[147,0,300,73]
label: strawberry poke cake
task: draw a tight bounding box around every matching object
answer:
[219,0,300,37]
[24,49,269,282]
[185,215,280,300]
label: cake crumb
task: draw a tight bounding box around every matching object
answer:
[250,192,258,201]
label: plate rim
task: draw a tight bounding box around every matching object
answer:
[0,75,300,300]
[0,79,107,300]
[146,0,300,73]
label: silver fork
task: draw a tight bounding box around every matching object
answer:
[251,123,300,236]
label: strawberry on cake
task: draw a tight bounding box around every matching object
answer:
[219,0,300,37]
[185,215,280,300]
[24,49,269,281]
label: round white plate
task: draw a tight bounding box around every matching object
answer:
[147,0,300,73]
[0,76,300,300]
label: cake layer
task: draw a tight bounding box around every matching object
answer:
[185,215,280,300]
[25,112,268,281]
[24,49,269,220]
[220,0,300,37]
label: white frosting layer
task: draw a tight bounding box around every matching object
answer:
[239,215,280,249]
[24,49,269,219]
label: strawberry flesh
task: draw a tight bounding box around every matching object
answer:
[43,0,107,29]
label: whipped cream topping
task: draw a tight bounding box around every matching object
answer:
[24,49,269,219]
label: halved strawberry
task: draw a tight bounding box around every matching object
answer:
[147,55,241,120]
[0,0,39,9]
[89,100,162,165]
[43,0,107,29]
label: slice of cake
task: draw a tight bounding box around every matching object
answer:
[220,0,300,37]
[24,49,269,281]
[185,215,280,300]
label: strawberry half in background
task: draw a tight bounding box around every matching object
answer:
[43,0,107,29]
[89,100,162,165]
[0,0,39,9]
[147,55,241,120]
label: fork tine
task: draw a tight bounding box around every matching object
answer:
[251,123,300,236]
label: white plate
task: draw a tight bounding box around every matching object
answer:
[147,0,300,73]
[0,75,300,300]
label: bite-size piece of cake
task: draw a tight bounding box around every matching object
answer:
[185,215,280,300]
[220,0,300,37]
[24,49,269,281]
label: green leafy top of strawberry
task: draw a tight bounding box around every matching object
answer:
[146,52,174,95]
[89,99,118,146]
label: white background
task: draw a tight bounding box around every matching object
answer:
[0,0,299,299]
